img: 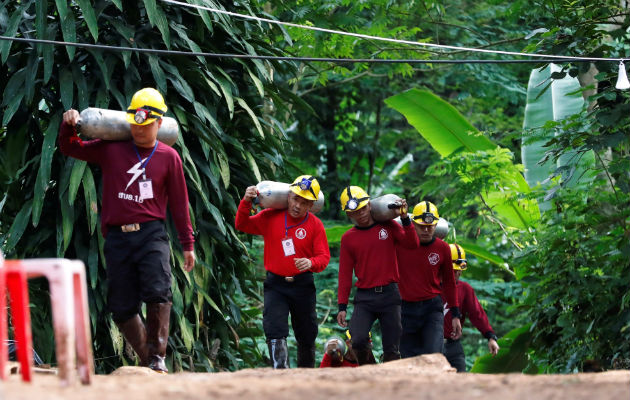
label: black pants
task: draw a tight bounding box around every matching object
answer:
[263,271,317,347]
[443,339,466,372]
[349,283,402,354]
[105,220,172,323]
[400,295,444,358]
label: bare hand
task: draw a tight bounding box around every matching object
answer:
[399,198,408,216]
[451,317,462,340]
[294,258,312,272]
[183,250,196,272]
[243,185,258,202]
[63,109,80,127]
[337,311,347,328]
[488,338,500,356]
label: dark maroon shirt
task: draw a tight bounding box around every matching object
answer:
[58,121,194,251]
[444,280,494,338]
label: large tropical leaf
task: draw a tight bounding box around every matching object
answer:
[470,323,536,373]
[386,89,539,229]
[522,64,594,211]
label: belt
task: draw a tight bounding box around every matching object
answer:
[266,271,312,283]
[402,295,441,305]
[444,338,459,344]
[108,220,163,233]
[357,283,397,293]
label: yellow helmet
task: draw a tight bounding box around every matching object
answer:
[126,88,168,126]
[449,243,467,271]
[340,186,370,211]
[289,175,320,201]
[412,201,439,225]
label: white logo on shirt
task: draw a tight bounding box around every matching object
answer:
[295,228,307,239]
[125,159,147,190]
[428,252,440,265]
[378,228,389,240]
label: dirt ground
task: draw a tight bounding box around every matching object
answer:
[2,354,629,400]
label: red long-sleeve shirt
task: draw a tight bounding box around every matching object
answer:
[319,353,358,368]
[338,221,418,306]
[396,237,458,308]
[58,121,194,250]
[234,199,330,276]
[444,280,494,338]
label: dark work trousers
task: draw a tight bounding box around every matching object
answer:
[349,283,402,355]
[263,271,317,347]
[105,220,172,323]
[400,295,444,358]
[443,339,466,372]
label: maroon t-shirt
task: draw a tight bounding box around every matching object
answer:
[444,280,494,338]
[396,237,458,307]
[58,121,194,251]
[338,221,418,306]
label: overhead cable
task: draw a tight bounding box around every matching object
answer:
[0,36,609,64]
[160,0,623,63]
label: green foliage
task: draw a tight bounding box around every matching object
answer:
[0,0,297,372]
[387,89,540,230]
[470,323,536,373]
[516,183,630,372]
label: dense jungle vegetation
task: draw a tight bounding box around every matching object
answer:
[0,0,628,373]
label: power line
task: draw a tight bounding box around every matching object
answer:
[160,0,623,63]
[0,36,605,64]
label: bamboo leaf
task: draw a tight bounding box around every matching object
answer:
[2,200,33,253]
[87,49,110,91]
[35,0,47,54]
[82,166,98,234]
[68,160,87,206]
[245,151,262,182]
[88,235,99,289]
[59,10,77,61]
[216,151,230,188]
[111,0,122,11]
[143,0,170,48]
[246,66,265,97]
[0,4,26,64]
[55,0,68,20]
[32,113,61,227]
[43,25,55,83]
[149,56,167,95]
[59,67,74,110]
[214,74,234,119]
[76,0,99,41]
[72,63,89,111]
[236,97,264,138]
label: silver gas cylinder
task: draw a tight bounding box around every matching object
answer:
[434,217,449,239]
[77,108,179,146]
[370,194,403,222]
[255,180,325,214]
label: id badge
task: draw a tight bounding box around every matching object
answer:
[282,237,296,256]
[139,179,154,200]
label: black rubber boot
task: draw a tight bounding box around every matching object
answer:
[355,348,377,366]
[296,343,316,368]
[383,351,401,362]
[116,314,149,366]
[267,338,289,369]
[146,302,171,373]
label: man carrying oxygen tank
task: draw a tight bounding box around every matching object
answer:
[395,201,462,358]
[336,186,418,364]
[59,88,196,373]
[443,244,500,372]
[235,176,330,368]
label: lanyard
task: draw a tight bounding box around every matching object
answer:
[132,141,158,179]
[284,212,309,237]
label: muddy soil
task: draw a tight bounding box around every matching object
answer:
[2,354,629,400]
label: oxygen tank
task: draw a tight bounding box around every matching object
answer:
[434,218,449,239]
[255,180,325,214]
[370,194,403,222]
[77,108,179,146]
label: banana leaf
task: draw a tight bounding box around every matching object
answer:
[385,89,539,229]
